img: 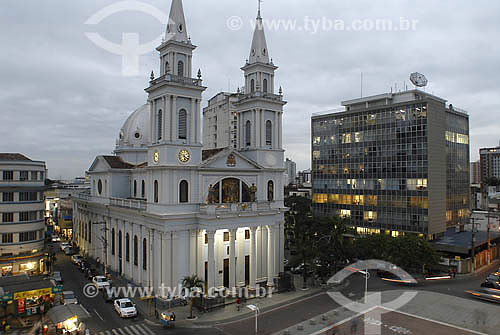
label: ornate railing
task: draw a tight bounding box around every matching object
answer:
[110,198,147,211]
[150,74,202,87]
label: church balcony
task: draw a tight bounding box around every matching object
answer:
[237,91,284,103]
[199,201,283,217]
[74,193,147,211]
[149,74,203,88]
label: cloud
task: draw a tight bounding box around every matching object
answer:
[1,0,499,177]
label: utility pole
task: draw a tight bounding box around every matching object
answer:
[93,221,108,273]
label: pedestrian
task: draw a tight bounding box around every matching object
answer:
[448,268,452,278]
[453,268,457,278]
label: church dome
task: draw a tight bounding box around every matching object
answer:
[116,104,150,150]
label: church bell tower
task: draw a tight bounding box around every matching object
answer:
[145,0,206,167]
[235,3,287,168]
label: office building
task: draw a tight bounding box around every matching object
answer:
[0,153,47,275]
[285,158,296,186]
[480,145,500,184]
[470,160,480,184]
[311,90,470,238]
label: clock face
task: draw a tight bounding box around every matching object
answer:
[153,151,159,164]
[179,149,190,163]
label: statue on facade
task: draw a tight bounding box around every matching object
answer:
[250,183,257,202]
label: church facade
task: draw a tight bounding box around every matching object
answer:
[73,0,287,292]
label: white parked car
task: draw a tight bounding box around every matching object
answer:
[51,235,61,242]
[60,242,69,251]
[114,298,137,318]
[63,291,78,305]
[92,276,110,290]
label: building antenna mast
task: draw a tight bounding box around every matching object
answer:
[360,72,363,98]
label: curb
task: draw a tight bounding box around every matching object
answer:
[185,282,348,328]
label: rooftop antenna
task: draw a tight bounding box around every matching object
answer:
[258,0,262,16]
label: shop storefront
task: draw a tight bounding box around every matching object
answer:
[0,252,48,276]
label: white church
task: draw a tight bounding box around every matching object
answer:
[74,0,287,293]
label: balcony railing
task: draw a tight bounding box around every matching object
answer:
[110,198,147,211]
[150,74,203,87]
[199,201,281,216]
[237,91,284,103]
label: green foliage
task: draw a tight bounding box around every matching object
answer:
[353,234,441,273]
[484,177,500,187]
[182,275,204,319]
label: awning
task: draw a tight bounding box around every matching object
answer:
[47,304,90,324]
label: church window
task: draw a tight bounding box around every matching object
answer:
[266,120,272,146]
[141,180,146,199]
[97,179,103,195]
[157,110,162,141]
[143,238,147,270]
[223,232,229,242]
[111,228,115,255]
[263,79,268,93]
[267,180,274,201]
[245,230,250,240]
[88,221,92,243]
[250,79,255,93]
[222,178,240,203]
[180,180,189,203]
[133,235,138,265]
[165,61,169,74]
[178,109,187,140]
[178,60,184,77]
[154,180,159,203]
[245,121,251,146]
[133,180,137,198]
[126,233,130,262]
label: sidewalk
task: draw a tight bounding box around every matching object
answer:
[89,260,335,328]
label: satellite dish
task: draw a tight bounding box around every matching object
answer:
[410,72,428,87]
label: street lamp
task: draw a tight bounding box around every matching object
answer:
[358,270,370,304]
[246,304,260,335]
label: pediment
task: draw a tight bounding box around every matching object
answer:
[200,149,262,170]
[88,156,111,173]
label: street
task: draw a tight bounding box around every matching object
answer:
[53,241,500,335]
[52,242,223,335]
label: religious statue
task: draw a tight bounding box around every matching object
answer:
[226,154,236,167]
[207,184,218,204]
[250,183,257,202]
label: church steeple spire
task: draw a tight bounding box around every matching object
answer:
[248,0,269,64]
[166,0,189,43]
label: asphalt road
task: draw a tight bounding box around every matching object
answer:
[52,240,500,335]
[51,242,224,335]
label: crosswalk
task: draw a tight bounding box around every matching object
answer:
[95,323,156,335]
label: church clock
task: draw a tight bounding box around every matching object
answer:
[179,149,190,163]
[153,151,159,164]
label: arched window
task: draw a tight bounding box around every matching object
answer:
[266,120,272,146]
[125,233,130,262]
[84,222,87,241]
[118,230,122,259]
[267,180,274,201]
[154,180,159,203]
[180,180,189,203]
[88,221,92,243]
[178,60,184,77]
[133,235,138,265]
[142,238,147,270]
[97,179,103,195]
[111,228,115,255]
[245,121,251,147]
[263,79,268,93]
[178,109,187,140]
[133,180,137,198]
[157,110,163,141]
[141,180,146,199]
[165,61,169,74]
[250,79,255,93]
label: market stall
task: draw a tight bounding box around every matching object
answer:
[47,304,90,334]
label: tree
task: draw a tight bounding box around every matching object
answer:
[182,275,204,319]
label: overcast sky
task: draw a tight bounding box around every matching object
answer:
[1,0,499,179]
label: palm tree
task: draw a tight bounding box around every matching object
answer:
[182,275,204,319]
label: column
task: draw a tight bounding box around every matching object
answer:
[197,230,204,280]
[277,223,284,274]
[163,96,169,141]
[267,226,275,287]
[162,233,172,292]
[129,222,134,280]
[195,100,201,143]
[149,100,154,143]
[237,229,245,287]
[114,220,119,273]
[190,98,196,144]
[274,112,278,150]
[157,232,163,292]
[138,226,143,286]
[249,227,257,288]
[189,230,197,276]
[149,230,154,289]
[229,229,236,289]
[171,96,177,141]
[207,230,216,290]
[278,112,283,148]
